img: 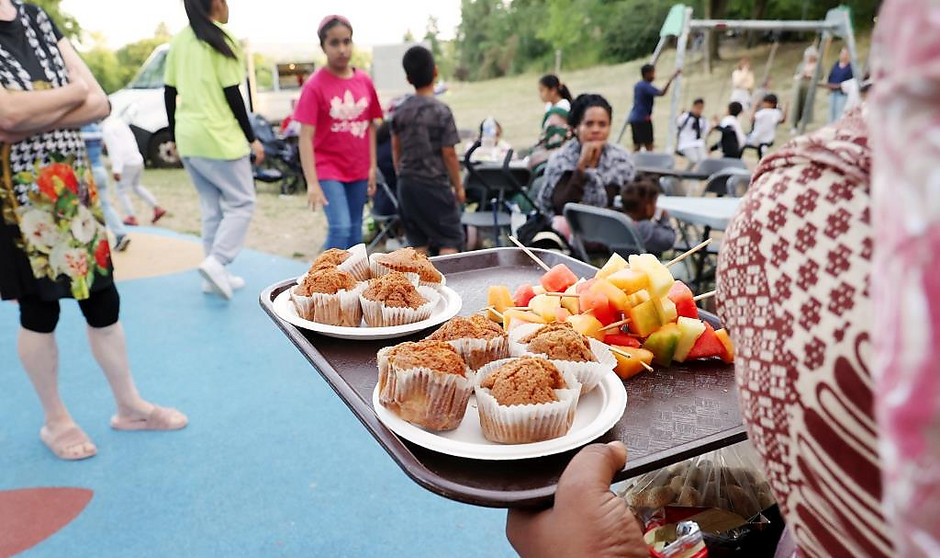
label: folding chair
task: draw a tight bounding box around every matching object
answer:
[367,174,404,253]
[562,203,646,264]
[631,151,676,171]
[460,141,534,247]
[704,167,753,197]
[692,157,748,177]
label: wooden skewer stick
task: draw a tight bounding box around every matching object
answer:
[483,306,504,320]
[665,239,713,269]
[508,236,552,272]
[600,318,631,332]
[693,290,716,302]
[607,345,655,372]
[545,292,581,298]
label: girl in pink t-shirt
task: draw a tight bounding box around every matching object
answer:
[294,15,382,249]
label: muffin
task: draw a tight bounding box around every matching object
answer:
[510,322,617,394]
[474,357,581,444]
[370,247,445,290]
[377,340,473,431]
[290,267,364,326]
[427,314,509,370]
[359,272,440,327]
[307,244,370,281]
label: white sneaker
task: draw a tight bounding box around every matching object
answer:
[198,256,232,300]
[202,273,245,294]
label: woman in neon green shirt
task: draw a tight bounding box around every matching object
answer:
[164,0,264,300]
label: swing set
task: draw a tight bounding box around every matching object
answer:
[617,5,860,152]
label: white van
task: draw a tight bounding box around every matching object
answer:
[109,44,315,167]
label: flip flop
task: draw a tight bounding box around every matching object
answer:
[40,425,97,461]
[110,406,188,431]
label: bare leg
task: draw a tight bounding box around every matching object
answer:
[18,328,96,459]
[412,246,429,255]
[86,322,152,418]
[86,323,187,430]
[439,248,459,255]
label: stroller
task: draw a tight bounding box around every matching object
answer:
[249,114,305,195]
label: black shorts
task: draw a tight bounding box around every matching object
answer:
[18,283,121,333]
[631,121,654,146]
[397,177,465,250]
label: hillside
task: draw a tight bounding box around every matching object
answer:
[440,33,871,156]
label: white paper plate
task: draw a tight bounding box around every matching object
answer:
[272,285,462,340]
[372,370,627,460]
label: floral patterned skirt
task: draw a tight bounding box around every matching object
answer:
[1,138,113,302]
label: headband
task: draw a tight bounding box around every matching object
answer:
[318,15,352,38]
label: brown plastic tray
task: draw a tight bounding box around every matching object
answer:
[260,248,746,508]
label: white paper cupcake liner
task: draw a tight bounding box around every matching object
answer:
[368,253,445,291]
[441,336,510,371]
[290,282,366,327]
[337,243,371,282]
[508,323,616,394]
[360,285,440,327]
[474,358,581,444]
[377,347,474,431]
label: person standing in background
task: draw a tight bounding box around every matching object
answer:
[825,47,854,123]
[730,58,754,110]
[294,15,382,251]
[164,0,264,300]
[101,114,167,227]
[81,122,130,251]
[627,64,679,152]
[791,45,818,132]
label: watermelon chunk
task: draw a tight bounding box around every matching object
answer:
[540,264,578,293]
[513,284,537,308]
[579,290,616,325]
[686,322,725,360]
[668,281,699,319]
[605,333,641,348]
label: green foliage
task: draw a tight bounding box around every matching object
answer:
[455,0,882,82]
[31,0,81,39]
[253,54,273,90]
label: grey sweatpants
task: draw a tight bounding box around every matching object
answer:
[182,155,256,265]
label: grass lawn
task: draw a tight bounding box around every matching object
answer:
[134,35,869,262]
[124,168,328,261]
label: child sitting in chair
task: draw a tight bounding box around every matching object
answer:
[742,93,787,159]
[620,177,676,257]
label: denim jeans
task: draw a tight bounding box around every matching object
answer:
[320,179,369,250]
[91,163,127,237]
[182,156,256,265]
[829,91,848,123]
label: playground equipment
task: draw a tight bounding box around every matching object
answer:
[618,5,860,151]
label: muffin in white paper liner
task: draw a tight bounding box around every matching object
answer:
[336,243,371,281]
[290,281,366,327]
[508,322,616,394]
[441,336,509,371]
[377,346,474,431]
[369,252,446,291]
[360,285,440,327]
[473,358,582,444]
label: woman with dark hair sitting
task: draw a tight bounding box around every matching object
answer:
[539,94,636,235]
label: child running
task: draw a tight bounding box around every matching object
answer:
[101,114,167,226]
[390,45,465,255]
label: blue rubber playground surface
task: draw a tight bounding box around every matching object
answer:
[0,228,514,557]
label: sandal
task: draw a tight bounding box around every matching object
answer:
[40,425,97,461]
[110,406,188,431]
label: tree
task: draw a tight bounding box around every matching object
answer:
[31,0,81,40]
[81,33,124,93]
[403,29,416,42]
